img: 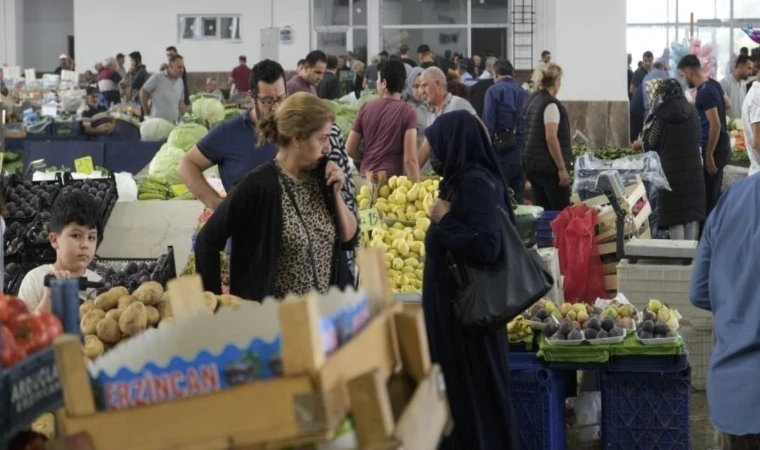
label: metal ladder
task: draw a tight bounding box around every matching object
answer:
[511,0,536,71]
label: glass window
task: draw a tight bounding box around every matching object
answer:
[383,28,467,62]
[734,0,760,19]
[382,0,467,26]
[317,31,349,58]
[314,0,349,27]
[627,0,669,24]
[180,17,200,40]
[627,27,668,69]
[734,27,759,54]
[353,0,367,26]
[220,17,240,40]
[202,18,217,38]
[353,29,368,62]
[677,0,717,23]
[695,26,731,79]
[471,0,508,25]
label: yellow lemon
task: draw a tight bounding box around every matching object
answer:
[415,211,427,219]
[409,241,422,253]
[414,200,424,210]
[359,185,371,198]
[406,205,418,215]
[413,229,426,241]
[396,185,409,196]
[392,258,404,270]
[409,251,420,260]
[388,249,399,258]
[388,176,398,189]
[415,268,424,279]
[358,198,370,209]
[375,202,389,212]
[392,222,405,230]
[387,213,398,220]
[420,245,426,258]
[398,242,410,257]
[416,218,431,232]
[402,266,415,274]
[379,185,391,198]
[404,258,421,269]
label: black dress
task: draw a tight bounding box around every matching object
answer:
[423,171,519,450]
[645,95,706,227]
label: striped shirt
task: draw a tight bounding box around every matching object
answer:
[328,124,358,277]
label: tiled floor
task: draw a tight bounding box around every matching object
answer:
[692,391,720,450]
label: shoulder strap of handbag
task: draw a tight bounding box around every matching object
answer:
[277,171,321,290]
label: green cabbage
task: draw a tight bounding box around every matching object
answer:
[334,116,353,139]
[140,118,175,141]
[224,108,245,121]
[167,122,209,152]
[148,144,185,185]
[192,98,226,127]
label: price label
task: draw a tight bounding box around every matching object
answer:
[359,208,380,233]
[171,184,189,197]
[74,156,94,174]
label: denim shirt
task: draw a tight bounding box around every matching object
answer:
[482,77,528,165]
[690,175,760,435]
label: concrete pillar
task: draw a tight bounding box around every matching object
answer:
[541,0,629,147]
[0,0,25,67]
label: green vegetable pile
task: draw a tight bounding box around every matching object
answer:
[321,93,379,139]
[167,122,209,152]
[137,175,195,200]
[572,146,638,160]
[2,152,23,175]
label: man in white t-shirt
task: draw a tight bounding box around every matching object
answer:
[720,54,753,120]
[18,192,103,311]
[742,82,760,177]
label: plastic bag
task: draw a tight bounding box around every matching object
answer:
[573,151,671,196]
[514,205,544,245]
[114,172,138,202]
[551,205,607,303]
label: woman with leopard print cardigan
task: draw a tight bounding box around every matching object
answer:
[195,93,359,301]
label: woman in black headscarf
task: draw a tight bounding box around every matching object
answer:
[424,110,518,449]
[643,78,705,240]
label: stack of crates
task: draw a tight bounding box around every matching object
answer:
[537,211,560,248]
[509,353,567,449]
[616,259,713,389]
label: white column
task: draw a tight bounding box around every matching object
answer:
[551,0,627,101]
[367,0,381,57]
[0,0,24,67]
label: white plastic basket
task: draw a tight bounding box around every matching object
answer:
[680,323,714,391]
[616,260,712,329]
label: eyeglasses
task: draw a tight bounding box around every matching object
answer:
[256,95,286,106]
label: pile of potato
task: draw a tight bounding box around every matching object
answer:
[79,281,245,359]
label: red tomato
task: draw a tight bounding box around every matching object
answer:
[1,325,26,368]
[11,314,49,355]
[2,295,30,325]
[35,312,63,342]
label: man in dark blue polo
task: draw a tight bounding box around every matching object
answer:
[482,59,528,202]
[177,60,285,209]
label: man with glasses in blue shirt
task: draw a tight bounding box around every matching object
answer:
[178,59,285,209]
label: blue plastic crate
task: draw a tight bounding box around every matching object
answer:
[53,119,82,137]
[0,347,63,443]
[536,211,559,248]
[509,354,567,450]
[600,366,691,449]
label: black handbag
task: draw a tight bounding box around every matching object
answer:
[448,206,554,332]
[493,128,518,154]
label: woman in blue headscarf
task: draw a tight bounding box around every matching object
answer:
[424,110,518,449]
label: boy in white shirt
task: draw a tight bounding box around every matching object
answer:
[18,191,102,312]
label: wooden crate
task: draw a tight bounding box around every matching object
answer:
[52,250,450,450]
[572,177,652,258]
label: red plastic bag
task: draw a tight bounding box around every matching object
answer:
[550,205,608,303]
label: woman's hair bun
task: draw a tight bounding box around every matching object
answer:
[257,114,280,146]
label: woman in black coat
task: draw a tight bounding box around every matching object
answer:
[643,78,706,240]
[423,110,519,449]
